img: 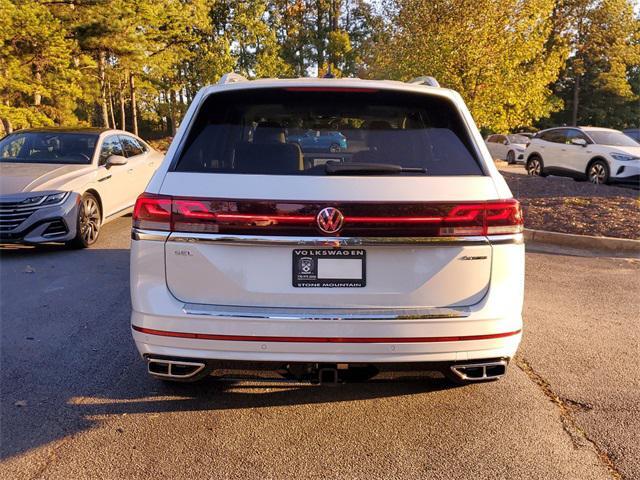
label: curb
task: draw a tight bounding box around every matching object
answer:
[524,228,640,255]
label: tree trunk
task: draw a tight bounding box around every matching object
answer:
[129,72,138,136]
[572,73,580,126]
[316,0,325,74]
[98,50,109,128]
[34,70,42,106]
[1,117,12,135]
[1,100,12,134]
[167,89,177,137]
[107,80,116,129]
[119,79,126,131]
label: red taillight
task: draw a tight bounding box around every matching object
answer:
[284,87,379,93]
[132,196,523,237]
[133,193,172,230]
[483,200,524,235]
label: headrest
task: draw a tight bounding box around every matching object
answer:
[368,120,393,131]
[253,121,285,144]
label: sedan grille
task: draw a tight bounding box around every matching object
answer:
[0,198,47,232]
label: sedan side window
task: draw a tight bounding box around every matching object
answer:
[120,135,144,158]
[0,135,26,158]
[99,135,125,165]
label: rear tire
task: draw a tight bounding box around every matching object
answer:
[67,192,101,248]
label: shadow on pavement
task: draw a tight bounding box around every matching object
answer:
[0,243,462,462]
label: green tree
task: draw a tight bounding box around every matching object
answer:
[544,0,640,128]
[369,0,568,132]
[0,0,85,133]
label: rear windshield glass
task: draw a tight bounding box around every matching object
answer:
[174,88,484,176]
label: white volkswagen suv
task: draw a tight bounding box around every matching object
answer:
[130,75,524,385]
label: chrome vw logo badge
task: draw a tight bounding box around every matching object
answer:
[316,207,344,234]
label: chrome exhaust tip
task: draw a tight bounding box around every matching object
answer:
[147,358,206,379]
[450,360,508,381]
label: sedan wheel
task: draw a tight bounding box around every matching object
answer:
[507,150,516,164]
[329,143,340,153]
[588,161,609,185]
[68,193,101,248]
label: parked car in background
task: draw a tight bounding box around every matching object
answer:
[287,129,348,152]
[623,128,640,143]
[485,133,530,164]
[130,74,524,386]
[523,126,640,185]
[0,128,162,247]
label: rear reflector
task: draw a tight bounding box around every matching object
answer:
[132,325,522,343]
[132,194,523,237]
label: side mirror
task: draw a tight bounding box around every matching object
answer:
[106,154,128,167]
[570,138,587,147]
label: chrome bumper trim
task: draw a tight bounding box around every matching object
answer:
[131,228,170,241]
[169,233,493,247]
[182,303,471,321]
[133,229,523,246]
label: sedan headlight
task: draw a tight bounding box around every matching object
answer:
[42,192,70,205]
[610,153,640,162]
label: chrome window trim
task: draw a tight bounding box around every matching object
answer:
[182,302,471,321]
[132,229,523,246]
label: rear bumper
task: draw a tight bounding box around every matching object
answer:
[132,321,521,364]
[131,234,524,365]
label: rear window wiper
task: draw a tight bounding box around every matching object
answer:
[324,161,426,175]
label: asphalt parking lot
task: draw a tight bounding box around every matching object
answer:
[1,217,638,479]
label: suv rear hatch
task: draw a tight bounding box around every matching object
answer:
[135,87,522,308]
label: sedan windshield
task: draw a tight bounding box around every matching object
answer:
[0,132,98,164]
[588,131,639,147]
[507,134,529,144]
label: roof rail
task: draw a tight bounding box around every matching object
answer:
[218,73,248,85]
[408,76,440,88]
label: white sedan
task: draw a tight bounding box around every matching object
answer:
[0,128,163,247]
[485,134,530,164]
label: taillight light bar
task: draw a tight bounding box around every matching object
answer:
[132,194,523,237]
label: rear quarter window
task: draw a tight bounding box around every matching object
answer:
[173,88,485,176]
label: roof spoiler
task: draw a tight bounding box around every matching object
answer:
[408,76,440,88]
[218,73,248,85]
